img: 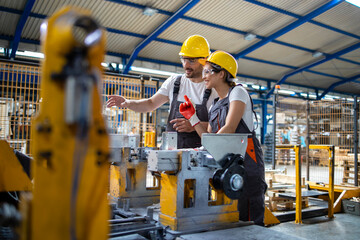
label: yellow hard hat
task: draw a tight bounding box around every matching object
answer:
[179,35,210,58]
[206,50,238,78]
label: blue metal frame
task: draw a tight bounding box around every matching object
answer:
[245,0,356,39]
[261,100,268,144]
[9,0,36,59]
[106,0,360,66]
[319,73,360,99]
[243,56,349,80]
[234,0,343,59]
[245,0,360,65]
[266,41,360,98]
[122,0,200,74]
[2,3,360,67]
[0,2,358,97]
[0,33,356,98]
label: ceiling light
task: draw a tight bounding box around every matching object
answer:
[346,0,360,8]
[16,50,44,59]
[244,33,257,41]
[312,51,324,58]
[278,89,295,95]
[131,66,176,76]
[143,7,158,16]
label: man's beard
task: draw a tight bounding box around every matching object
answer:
[185,68,201,78]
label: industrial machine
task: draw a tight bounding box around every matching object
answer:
[109,134,160,210]
[21,7,111,240]
[147,133,248,232]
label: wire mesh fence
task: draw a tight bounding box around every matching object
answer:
[0,62,40,155]
[309,99,359,186]
[270,97,359,186]
[0,61,157,155]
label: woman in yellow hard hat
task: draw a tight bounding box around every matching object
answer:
[179,50,267,226]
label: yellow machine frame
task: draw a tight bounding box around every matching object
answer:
[0,140,32,192]
[22,7,110,240]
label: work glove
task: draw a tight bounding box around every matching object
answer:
[179,95,200,127]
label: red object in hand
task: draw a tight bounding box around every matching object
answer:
[179,95,200,127]
[179,95,196,119]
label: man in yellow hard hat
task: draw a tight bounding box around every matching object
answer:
[107,35,218,148]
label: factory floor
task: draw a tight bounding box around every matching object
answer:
[268,213,360,240]
[181,213,360,240]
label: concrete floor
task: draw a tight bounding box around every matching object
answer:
[180,213,360,240]
[268,213,360,240]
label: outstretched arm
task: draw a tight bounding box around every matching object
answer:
[106,92,169,113]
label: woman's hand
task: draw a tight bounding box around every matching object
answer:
[179,95,200,127]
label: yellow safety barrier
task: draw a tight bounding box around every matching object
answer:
[309,145,335,219]
[276,144,302,223]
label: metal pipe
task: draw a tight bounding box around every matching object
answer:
[295,144,302,224]
[109,216,147,224]
[328,145,335,219]
[108,225,163,238]
[272,92,277,169]
[139,76,144,147]
[354,96,359,186]
[306,100,310,181]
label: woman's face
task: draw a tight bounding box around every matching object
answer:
[202,62,221,89]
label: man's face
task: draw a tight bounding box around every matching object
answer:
[180,57,204,79]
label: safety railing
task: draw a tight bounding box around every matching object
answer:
[308,144,335,219]
[276,144,302,223]
[275,144,335,224]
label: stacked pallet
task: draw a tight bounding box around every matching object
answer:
[335,147,351,167]
[342,158,360,186]
[265,171,307,211]
[267,189,309,211]
[309,149,329,166]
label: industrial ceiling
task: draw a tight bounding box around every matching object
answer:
[0,0,360,99]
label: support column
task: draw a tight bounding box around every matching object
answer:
[306,100,310,181]
[261,99,267,144]
[354,96,358,186]
[272,90,278,170]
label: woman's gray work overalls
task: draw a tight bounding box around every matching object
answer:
[166,75,211,149]
[208,85,267,226]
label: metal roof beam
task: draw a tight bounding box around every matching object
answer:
[0,33,353,96]
[245,0,360,65]
[319,73,360,99]
[122,0,200,74]
[234,0,343,59]
[105,0,360,66]
[2,3,359,66]
[0,34,354,97]
[9,0,36,59]
[245,0,359,40]
[242,56,347,80]
[265,41,360,98]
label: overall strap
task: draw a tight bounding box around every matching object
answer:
[169,75,182,114]
[167,75,183,131]
[203,88,211,101]
[173,75,182,95]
